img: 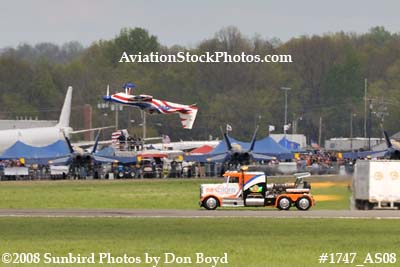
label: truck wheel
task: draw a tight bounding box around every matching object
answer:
[363,201,374,210]
[203,197,219,210]
[295,196,311,211]
[277,197,291,210]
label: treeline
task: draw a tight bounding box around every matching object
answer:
[1,26,400,142]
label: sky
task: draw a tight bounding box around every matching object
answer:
[0,0,399,48]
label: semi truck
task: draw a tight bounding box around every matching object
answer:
[353,160,400,210]
[199,170,315,210]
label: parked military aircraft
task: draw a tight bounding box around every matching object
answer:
[208,126,273,166]
[383,130,400,159]
[50,131,117,178]
[102,83,198,129]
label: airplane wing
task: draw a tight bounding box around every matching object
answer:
[49,156,71,166]
[72,140,112,149]
[130,94,153,101]
[370,150,389,159]
[112,93,153,103]
[207,153,228,162]
[251,153,274,161]
[93,155,118,163]
[70,126,115,134]
[178,106,198,129]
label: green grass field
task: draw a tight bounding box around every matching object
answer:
[0,178,351,209]
[0,217,398,267]
[0,177,394,267]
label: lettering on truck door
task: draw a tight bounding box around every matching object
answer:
[215,176,240,198]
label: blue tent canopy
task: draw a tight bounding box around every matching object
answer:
[0,140,70,160]
[253,136,293,159]
[0,140,70,164]
[278,137,301,152]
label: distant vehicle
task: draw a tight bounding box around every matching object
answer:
[103,83,198,129]
[353,160,400,210]
[139,158,163,178]
[116,164,137,179]
[199,170,315,210]
[207,126,273,167]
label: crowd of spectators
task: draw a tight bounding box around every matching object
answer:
[295,151,342,174]
[117,132,143,151]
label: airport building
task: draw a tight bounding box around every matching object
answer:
[324,137,383,151]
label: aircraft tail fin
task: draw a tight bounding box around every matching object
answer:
[223,132,232,151]
[219,125,233,151]
[249,126,259,152]
[91,131,101,154]
[383,130,392,148]
[62,131,74,154]
[57,86,73,128]
[179,106,198,129]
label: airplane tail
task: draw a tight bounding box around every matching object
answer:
[179,106,198,129]
[91,131,101,154]
[57,86,73,128]
[223,132,233,151]
[62,131,74,154]
[383,130,392,148]
[248,126,259,152]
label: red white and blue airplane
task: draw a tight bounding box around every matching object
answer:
[103,83,198,129]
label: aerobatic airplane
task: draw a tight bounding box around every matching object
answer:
[103,83,198,129]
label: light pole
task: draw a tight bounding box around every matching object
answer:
[97,101,122,131]
[350,113,356,151]
[97,102,109,127]
[110,103,123,130]
[141,110,146,140]
[292,114,303,135]
[281,87,291,136]
[368,100,373,150]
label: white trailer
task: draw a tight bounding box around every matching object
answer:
[353,160,400,209]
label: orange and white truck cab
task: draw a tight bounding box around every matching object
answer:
[199,170,315,210]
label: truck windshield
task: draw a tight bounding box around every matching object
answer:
[224,176,239,183]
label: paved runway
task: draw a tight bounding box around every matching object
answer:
[0,209,399,219]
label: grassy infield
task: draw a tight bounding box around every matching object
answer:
[0,178,398,267]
